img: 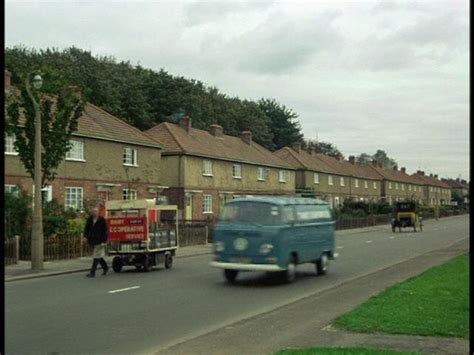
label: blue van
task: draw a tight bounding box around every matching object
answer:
[209,196,337,283]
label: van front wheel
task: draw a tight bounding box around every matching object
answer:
[224,269,238,284]
[316,254,329,275]
[282,256,297,283]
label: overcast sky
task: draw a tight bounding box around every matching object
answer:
[5,0,470,180]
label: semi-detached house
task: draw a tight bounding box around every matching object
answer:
[145,117,296,220]
[5,70,163,211]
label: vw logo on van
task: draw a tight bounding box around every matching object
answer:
[233,238,248,251]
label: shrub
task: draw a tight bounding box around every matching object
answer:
[4,187,32,239]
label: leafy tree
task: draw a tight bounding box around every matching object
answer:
[356,153,373,165]
[304,139,344,160]
[372,149,397,169]
[6,75,84,187]
[258,98,304,150]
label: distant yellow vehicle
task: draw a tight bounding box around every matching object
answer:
[391,201,423,232]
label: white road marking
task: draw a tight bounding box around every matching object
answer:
[389,236,395,239]
[337,246,344,249]
[365,240,373,244]
[108,286,140,294]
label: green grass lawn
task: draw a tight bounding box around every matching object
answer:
[333,254,469,338]
[275,347,420,355]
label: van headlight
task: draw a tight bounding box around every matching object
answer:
[214,241,225,252]
[259,243,274,254]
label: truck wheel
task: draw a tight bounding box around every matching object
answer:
[316,253,329,275]
[413,225,417,232]
[164,253,173,269]
[224,269,238,283]
[143,255,153,272]
[112,256,123,272]
[391,225,396,232]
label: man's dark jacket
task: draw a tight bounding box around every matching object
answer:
[84,216,108,246]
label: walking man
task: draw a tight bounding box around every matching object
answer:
[84,206,109,277]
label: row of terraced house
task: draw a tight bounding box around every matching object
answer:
[4,70,468,220]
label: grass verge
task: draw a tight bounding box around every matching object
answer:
[275,347,420,355]
[333,253,469,338]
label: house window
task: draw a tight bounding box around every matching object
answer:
[123,147,138,166]
[314,173,320,184]
[401,184,405,191]
[328,175,334,185]
[388,182,392,189]
[279,170,287,183]
[373,181,377,189]
[355,179,359,188]
[232,164,242,179]
[203,159,213,176]
[395,183,399,190]
[122,189,137,200]
[203,194,213,214]
[340,177,345,187]
[5,134,18,155]
[364,180,368,189]
[66,140,85,161]
[65,187,83,211]
[257,167,267,181]
[409,185,412,191]
[5,184,20,196]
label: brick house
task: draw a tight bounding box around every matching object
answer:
[5,71,163,211]
[441,178,469,204]
[145,117,296,220]
[367,163,425,204]
[275,145,383,208]
[412,172,452,205]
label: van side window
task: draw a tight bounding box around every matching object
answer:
[281,206,295,224]
[295,205,331,222]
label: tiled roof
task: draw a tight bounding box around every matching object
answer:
[411,174,451,188]
[441,179,469,189]
[75,103,162,148]
[369,165,424,185]
[145,122,294,169]
[275,147,382,180]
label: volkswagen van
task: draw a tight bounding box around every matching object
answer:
[209,196,337,283]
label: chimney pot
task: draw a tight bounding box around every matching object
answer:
[241,131,252,144]
[178,116,192,133]
[209,124,223,137]
[291,143,301,153]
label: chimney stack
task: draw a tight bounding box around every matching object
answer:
[5,69,11,92]
[209,124,223,137]
[371,160,378,167]
[456,178,460,182]
[178,116,192,133]
[401,167,406,173]
[434,174,438,179]
[292,143,301,153]
[430,173,433,177]
[241,131,252,145]
[349,156,355,165]
[393,165,398,171]
[379,162,383,168]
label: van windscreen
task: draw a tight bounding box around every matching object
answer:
[220,202,281,225]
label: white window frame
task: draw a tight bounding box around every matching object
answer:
[203,159,213,176]
[122,189,138,200]
[364,180,368,189]
[65,187,83,211]
[373,181,377,189]
[203,194,213,214]
[66,140,85,161]
[409,185,412,191]
[279,170,287,183]
[328,175,334,186]
[314,173,320,184]
[5,184,20,196]
[232,164,242,179]
[123,147,138,167]
[355,179,359,188]
[257,167,266,181]
[388,182,392,189]
[5,134,18,155]
[401,184,405,191]
[395,183,399,190]
[340,177,345,187]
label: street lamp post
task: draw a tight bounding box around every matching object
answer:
[26,73,44,270]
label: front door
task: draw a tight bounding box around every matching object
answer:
[97,191,109,216]
[185,195,193,221]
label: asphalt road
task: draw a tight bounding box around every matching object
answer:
[5,215,469,355]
